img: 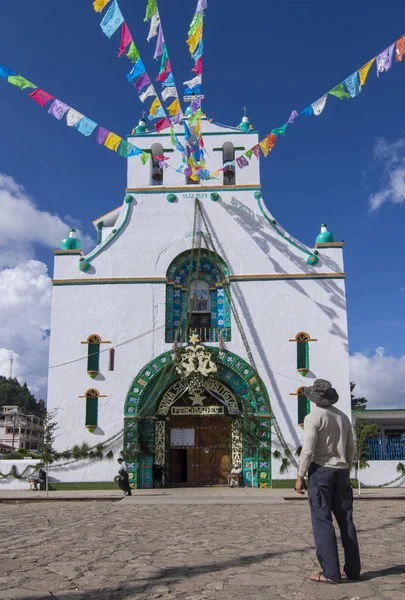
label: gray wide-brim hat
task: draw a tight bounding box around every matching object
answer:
[304,379,339,408]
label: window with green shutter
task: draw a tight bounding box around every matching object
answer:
[298,395,310,426]
[86,335,101,378]
[85,389,99,433]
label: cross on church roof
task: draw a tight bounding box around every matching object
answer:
[243,106,248,116]
[141,110,147,119]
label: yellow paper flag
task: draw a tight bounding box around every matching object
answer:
[194,118,201,136]
[93,0,111,12]
[358,58,375,87]
[187,22,202,55]
[167,98,180,116]
[259,138,270,157]
[149,97,162,117]
[104,132,122,152]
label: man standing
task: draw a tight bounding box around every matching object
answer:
[116,458,132,497]
[295,379,361,584]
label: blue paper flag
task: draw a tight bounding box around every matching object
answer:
[343,72,361,98]
[127,59,146,83]
[148,106,166,120]
[300,105,313,116]
[0,64,17,79]
[184,84,202,95]
[100,0,124,39]
[128,146,143,157]
[162,73,175,87]
[75,117,98,137]
[193,40,204,61]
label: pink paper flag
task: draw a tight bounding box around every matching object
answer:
[155,117,171,132]
[118,23,132,56]
[97,126,110,145]
[29,88,54,107]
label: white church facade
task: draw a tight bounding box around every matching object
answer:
[46,113,350,488]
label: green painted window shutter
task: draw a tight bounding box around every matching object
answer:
[87,343,100,373]
[297,341,309,370]
[85,397,98,427]
[298,396,310,425]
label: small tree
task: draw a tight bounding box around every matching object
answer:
[350,382,367,411]
[37,410,59,497]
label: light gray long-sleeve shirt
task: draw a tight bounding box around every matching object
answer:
[298,405,355,477]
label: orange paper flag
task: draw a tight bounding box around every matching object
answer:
[396,34,405,62]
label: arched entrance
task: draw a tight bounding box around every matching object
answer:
[123,347,272,489]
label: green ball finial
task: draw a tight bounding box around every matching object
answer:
[61,229,82,251]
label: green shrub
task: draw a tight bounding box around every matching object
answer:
[1,451,25,460]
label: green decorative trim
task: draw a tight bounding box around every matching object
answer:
[97,221,104,245]
[167,193,177,203]
[254,191,262,200]
[210,193,220,202]
[128,131,259,138]
[125,185,261,195]
[213,147,246,151]
[79,196,133,271]
[256,195,319,266]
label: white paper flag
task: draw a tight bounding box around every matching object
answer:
[147,12,161,41]
[183,75,201,88]
[162,86,178,101]
[311,95,328,117]
[66,109,84,127]
[139,85,156,103]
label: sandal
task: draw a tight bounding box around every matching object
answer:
[310,572,339,584]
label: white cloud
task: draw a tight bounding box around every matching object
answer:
[0,260,52,400]
[369,137,405,211]
[350,347,405,408]
[0,173,94,268]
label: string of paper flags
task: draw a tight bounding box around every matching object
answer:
[229,32,405,170]
[0,62,151,161]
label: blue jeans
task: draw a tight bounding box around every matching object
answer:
[308,463,361,582]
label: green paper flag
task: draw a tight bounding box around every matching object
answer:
[188,13,203,37]
[140,151,150,165]
[8,75,37,90]
[328,83,350,100]
[189,107,202,124]
[170,127,176,147]
[159,46,169,74]
[144,0,157,21]
[245,150,253,160]
[127,41,140,63]
[117,140,133,158]
[271,123,288,136]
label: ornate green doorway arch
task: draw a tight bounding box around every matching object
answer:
[123,347,272,489]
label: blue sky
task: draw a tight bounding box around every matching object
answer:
[1,1,405,403]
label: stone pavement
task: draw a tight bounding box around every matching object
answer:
[0,492,405,600]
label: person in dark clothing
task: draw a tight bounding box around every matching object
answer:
[116,458,132,496]
[295,379,361,584]
[152,462,163,488]
[38,469,47,491]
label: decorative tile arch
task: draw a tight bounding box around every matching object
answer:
[166,249,232,343]
[123,347,272,489]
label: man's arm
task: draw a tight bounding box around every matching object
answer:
[346,422,355,471]
[298,414,319,477]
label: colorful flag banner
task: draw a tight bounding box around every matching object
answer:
[196,0,208,12]
[117,139,133,157]
[162,73,175,87]
[104,132,122,151]
[140,151,150,164]
[358,58,375,86]
[118,23,132,56]
[396,34,405,62]
[75,117,98,137]
[170,111,182,125]
[93,0,112,12]
[147,12,161,41]
[149,106,165,120]
[139,85,156,103]
[193,40,204,61]
[252,145,260,159]
[48,99,70,121]
[100,0,124,38]
[29,88,54,107]
[301,105,313,116]
[287,110,299,124]
[149,96,162,117]
[343,72,360,98]
[376,43,395,76]
[8,75,37,90]
[0,64,16,79]
[311,95,327,116]
[259,138,270,157]
[184,75,201,88]
[66,109,84,127]
[192,56,203,76]
[187,22,203,56]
